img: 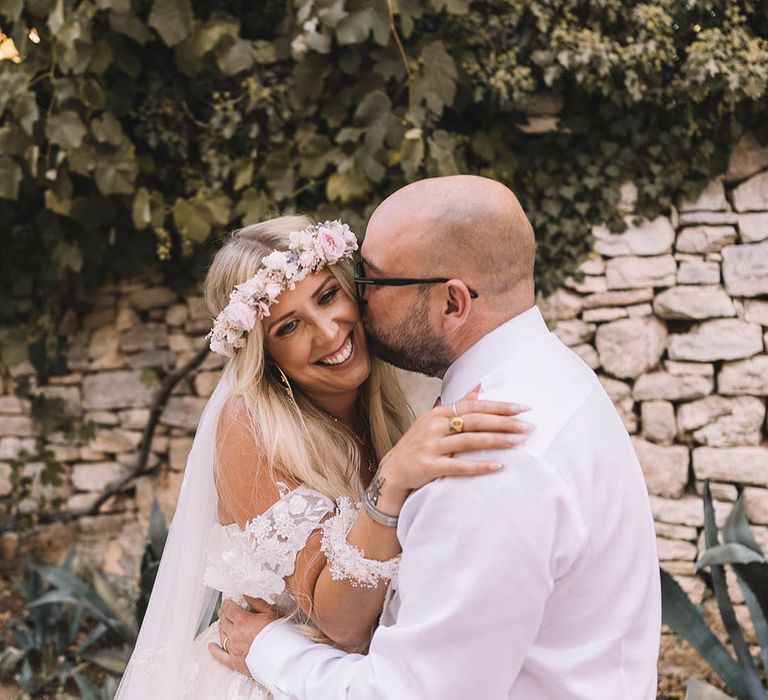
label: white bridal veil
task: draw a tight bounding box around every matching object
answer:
[115,365,234,699]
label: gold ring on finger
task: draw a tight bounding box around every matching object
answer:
[449,416,465,434]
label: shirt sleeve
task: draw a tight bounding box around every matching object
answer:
[247,450,586,699]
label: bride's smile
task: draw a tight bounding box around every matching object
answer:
[262,270,371,410]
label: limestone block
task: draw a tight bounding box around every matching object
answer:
[599,376,632,401]
[678,212,738,227]
[169,436,194,471]
[185,318,213,334]
[538,289,583,322]
[115,306,140,333]
[194,371,221,397]
[187,297,210,320]
[674,576,707,605]
[82,308,115,331]
[653,285,735,320]
[119,323,169,353]
[136,472,184,524]
[664,361,714,377]
[82,371,155,410]
[693,446,768,487]
[592,216,674,257]
[598,376,637,432]
[627,303,653,317]
[667,319,763,362]
[743,300,768,326]
[571,344,600,370]
[678,396,765,446]
[596,317,667,379]
[129,286,177,310]
[87,429,143,454]
[726,132,768,183]
[48,445,80,462]
[657,537,697,561]
[632,437,689,497]
[732,170,768,212]
[678,179,728,211]
[694,481,739,502]
[582,288,654,309]
[605,256,677,290]
[36,385,82,417]
[564,275,607,294]
[722,240,768,297]
[677,258,718,286]
[737,212,768,243]
[71,461,126,491]
[119,408,151,429]
[88,325,127,370]
[633,372,713,401]
[744,487,768,525]
[0,395,31,413]
[641,400,676,445]
[553,319,596,346]
[579,257,605,276]
[127,350,176,370]
[0,463,11,496]
[0,436,36,460]
[650,495,705,526]
[718,356,768,395]
[0,415,37,437]
[582,307,627,323]
[676,226,737,254]
[168,333,195,353]
[166,304,189,327]
[655,521,697,541]
[161,396,207,431]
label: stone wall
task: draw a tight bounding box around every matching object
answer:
[1,134,768,692]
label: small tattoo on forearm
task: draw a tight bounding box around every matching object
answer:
[369,474,385,506]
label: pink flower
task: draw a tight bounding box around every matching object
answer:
[209,334,234,358]
[226,300,257,331]
[318,226,347,261]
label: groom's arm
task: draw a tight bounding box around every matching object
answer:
[246,450,586,699]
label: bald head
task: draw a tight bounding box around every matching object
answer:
[365,176,535,303]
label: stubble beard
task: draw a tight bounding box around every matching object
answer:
[363,291,455,377]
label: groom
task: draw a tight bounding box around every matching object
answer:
[212,175,661,698]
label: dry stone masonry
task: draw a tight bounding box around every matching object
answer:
[0,134,767,688]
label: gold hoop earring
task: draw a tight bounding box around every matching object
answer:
[272,364,296,406]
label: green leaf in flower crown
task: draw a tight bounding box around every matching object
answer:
[149,0,194,47]
[0,156,22,201]
[414,41,458,115]
[46,111,87,149]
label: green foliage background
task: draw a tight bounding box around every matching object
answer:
[1,0,767,373]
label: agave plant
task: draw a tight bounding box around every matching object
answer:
[662,481,768,700]
[0,499,169,698]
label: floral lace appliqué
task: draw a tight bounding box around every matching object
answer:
[204,485,335,604]
[321,497,401,588]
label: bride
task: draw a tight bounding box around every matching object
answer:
[115,215,531,699]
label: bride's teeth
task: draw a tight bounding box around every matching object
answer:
[318,336,353,365]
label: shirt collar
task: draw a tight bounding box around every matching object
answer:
[440,306,549,405]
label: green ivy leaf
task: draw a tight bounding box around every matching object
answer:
[326,170,370,203]
[109,11,153,45]
[415,41,458,115]
[0,156,22,201]
[13,94,40,137]
[0,0,23,23]
[173,198,211,243]
[90,113,124,146]
[149,0,194,47]
[94,146,138,195]
[216,38,254,75]
[46,111,87,149]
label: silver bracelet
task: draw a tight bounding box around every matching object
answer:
[363,486,399,528]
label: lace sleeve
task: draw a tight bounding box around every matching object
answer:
[320,497,401,588]
[203,484,335,605]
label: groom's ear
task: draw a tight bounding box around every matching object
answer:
[440,280,473,334]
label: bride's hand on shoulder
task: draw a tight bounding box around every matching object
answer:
[375,385,533,502]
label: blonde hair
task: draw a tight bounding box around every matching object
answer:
[203,215,412,647]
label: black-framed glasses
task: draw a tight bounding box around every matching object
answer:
[353,260,479,299]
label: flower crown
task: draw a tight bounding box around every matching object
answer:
[208,220,359,358]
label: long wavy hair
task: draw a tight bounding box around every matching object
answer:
[203,215,412,647]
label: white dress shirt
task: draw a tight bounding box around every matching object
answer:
[247,306,661,699]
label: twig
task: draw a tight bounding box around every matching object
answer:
[385,0,415,111]
[181,100,208,129]
[5,343,211,529]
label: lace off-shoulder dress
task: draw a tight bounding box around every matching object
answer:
[180,484,399,700]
